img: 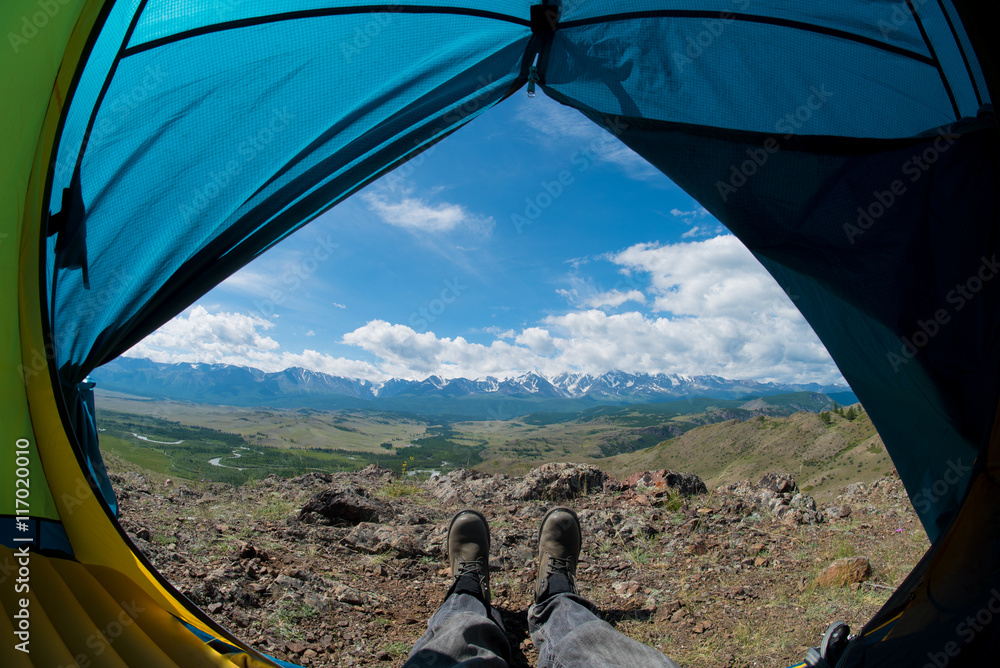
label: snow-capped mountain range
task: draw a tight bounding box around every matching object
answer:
[90,357,852,414]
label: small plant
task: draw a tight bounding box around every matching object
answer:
[382,640,411,658]
[267,600,316,641]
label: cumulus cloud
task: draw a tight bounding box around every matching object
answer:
[127,236,842,385]
[515,327,557,355]
[341,320,548,380]
[361,186,493,234]
[612,235,796,319]
[124,306,385,380]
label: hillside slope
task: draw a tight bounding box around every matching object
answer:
[602,409,891,501]
[105,453,925,668]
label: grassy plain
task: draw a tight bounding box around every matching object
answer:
[96,389,886,500]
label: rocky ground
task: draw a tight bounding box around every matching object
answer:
[108,459,928,668]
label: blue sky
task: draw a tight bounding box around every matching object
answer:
[126,91,843,386]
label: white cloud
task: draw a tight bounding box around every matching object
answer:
[305,330,316,337]
[583,289,646,309]
[361,186,493,234]
[332,302,346,309]
[515,327,556,355]
[612,235,796,319]
[341,320,547,380]
[670,206,723,239]
[482,326,515,339]
[124,306,386,380]
[127,236,841,386]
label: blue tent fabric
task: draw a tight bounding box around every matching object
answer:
[37,1,1000,666]
[571,109,998,541]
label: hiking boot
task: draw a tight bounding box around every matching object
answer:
[446,509,491,604]
[534,506,581,603]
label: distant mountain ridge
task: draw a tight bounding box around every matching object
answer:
[90,358,855,416]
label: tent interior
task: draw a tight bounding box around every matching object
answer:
[2,1,999,666]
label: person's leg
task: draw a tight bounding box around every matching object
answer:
[528,592,679,668]
[403,510,511,668]
[528,507,680,668]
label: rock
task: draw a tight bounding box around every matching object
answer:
[622,469,707,496]
[333,584,365,606]
[842,482,867,498]
[509,463,607,501]
[298,486,385,525]
[758,472,797,495]
[303,593,331,614]
[428,469,510,505]
[272,574,301,592]
[343,523,436,557]
[815,557,872,587]
[611,580,642,598]
[790,493,816,512]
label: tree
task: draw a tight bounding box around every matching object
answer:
[845,406,857,420]
[819,411,832,424]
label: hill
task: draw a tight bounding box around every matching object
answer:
[106,454,927,668]
[602,408,890,501]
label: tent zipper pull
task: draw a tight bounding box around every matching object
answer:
[527,64,539,97]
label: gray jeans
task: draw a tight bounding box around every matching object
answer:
[403,592,680,668]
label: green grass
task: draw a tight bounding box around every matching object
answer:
[98,434,176,472]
